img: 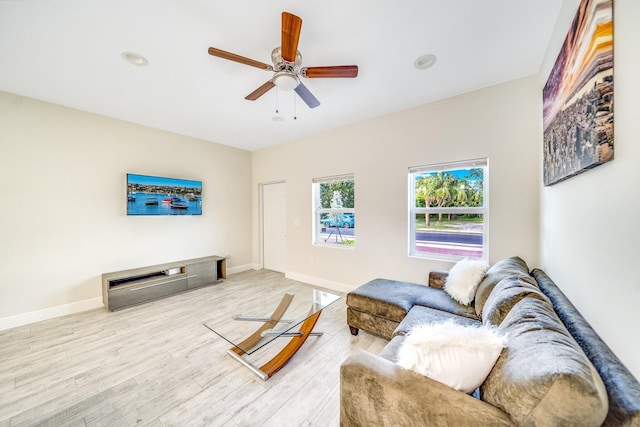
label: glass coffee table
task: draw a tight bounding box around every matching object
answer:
[203,282,341,380]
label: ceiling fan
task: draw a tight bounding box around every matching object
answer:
[208,11,358,109]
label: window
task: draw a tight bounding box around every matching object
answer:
[313,174,355,247]
[409,159,488,260]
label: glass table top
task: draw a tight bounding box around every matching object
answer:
[203,281,341,355]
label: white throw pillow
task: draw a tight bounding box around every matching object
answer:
[396,320,506,393]
[444,258,489,305]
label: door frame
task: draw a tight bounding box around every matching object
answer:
[259,181,286,271]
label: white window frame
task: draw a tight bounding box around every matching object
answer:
[408,158,489,261]
[312,174,355,248]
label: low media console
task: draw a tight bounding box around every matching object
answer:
[102,255,226,310]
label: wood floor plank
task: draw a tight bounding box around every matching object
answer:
[0,346,67,380]
[0,378,78,424]
[157,375,252,427]
[104,379,204,427]
[262,377,332,427]
[36,378,140,426]
[0,269,388,426]
[229,349,334,426]
[304,382,342,427]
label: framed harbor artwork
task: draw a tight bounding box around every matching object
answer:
[126,173,202,216]
[542,0,613,186]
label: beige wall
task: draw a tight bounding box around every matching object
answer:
[0,92,252,323]
[252,75,541,289]
[539,0,640,379]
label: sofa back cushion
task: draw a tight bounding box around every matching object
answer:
[481,275,549,326]
[474,256,530,316]
[481,297,608,426]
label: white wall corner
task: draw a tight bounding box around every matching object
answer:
[0,297,104,331]
[226,263,262,275]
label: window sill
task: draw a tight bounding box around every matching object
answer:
[313,242,356,250]
[408,252,486,262]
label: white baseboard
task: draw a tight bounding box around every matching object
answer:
[0,297,104,331]
[226,263,261,275]
[0,268,344,331]
[285,271,355,294]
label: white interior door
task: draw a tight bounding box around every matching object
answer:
[262,182,286,272]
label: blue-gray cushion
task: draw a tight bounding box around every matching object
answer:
[394,305,480,337]
[482,297,608,426]
[474,256,530,316]
[347,278,478,323]
[481,275,549,326]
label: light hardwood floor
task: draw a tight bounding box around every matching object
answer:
[0,270,387,426]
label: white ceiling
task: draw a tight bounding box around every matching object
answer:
[0,1,565,151]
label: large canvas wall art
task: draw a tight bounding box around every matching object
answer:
[542,0,613,186]
[127,173,202,216]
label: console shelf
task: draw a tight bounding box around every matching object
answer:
[102,255,226,311]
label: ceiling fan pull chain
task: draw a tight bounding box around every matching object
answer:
[293,91,297,120]
[275,87,279,114]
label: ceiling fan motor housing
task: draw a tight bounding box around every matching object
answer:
[271,47,302,69]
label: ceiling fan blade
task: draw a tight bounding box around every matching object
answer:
[294,82,320,109]
[281,12,302,62]
[302,65,359,78]
[245,81,275,101]
[208,47,272,71]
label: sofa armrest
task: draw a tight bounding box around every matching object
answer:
[340,349,514,426]
[428,270,448,289]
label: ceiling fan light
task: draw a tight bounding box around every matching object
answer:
[273,71,299,90]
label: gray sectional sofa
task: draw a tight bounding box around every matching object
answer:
[341,256,640,426]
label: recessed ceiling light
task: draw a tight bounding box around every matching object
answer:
[414,53,437,70]
[121,52,148,66]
